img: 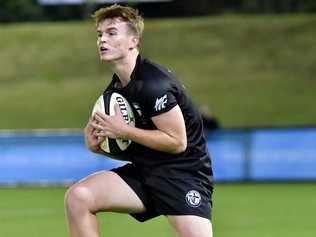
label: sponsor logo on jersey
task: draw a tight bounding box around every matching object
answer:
[154,94,167,112]
[185,190,202,208]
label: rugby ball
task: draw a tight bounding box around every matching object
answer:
[92,91,135,154]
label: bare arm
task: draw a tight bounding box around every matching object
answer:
[92,104,187,154]
[126,105,187,154]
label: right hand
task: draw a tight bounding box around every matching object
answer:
[84,116,103,152]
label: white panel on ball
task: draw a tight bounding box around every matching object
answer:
[91,92,135,155]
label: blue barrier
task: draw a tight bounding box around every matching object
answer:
[1,128,316,185]
[0,131,125,185]
[207,127,316,181]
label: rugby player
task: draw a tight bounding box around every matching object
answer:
[64,4,214,237]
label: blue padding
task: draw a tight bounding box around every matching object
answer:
[0,132,125,185]
[207,130,249,181]
[205,128,316,181]
[250,128,316,180]
[1,128,316,184]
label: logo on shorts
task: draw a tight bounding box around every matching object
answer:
[185,190,201,208]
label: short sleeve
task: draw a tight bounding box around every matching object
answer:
[142,78,178,117]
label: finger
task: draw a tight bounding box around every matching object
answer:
[97,136,104,142]
[85,119,96,133]
[90,114,100,123]
[95,112,109,120]
[95,131,107,137]
[93,129,108,137]
[96,130,114,139]
[88,117,99,128]
[114,103,122,116]
[93,129,101,135]
[90,121,104,130]
[94,113,107,125]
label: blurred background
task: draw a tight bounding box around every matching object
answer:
[0,0,316,236]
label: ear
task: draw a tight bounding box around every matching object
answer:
[129,36,140,50]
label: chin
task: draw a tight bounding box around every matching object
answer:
[100,55,113,62]
[99,54,121,63]
[100,57,110,62]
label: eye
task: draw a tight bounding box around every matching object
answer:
[97,32,102,38]
[108,31,117,36]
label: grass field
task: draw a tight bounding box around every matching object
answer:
[1,15,316,129]
[1,14,316,237]
[0,183,315,237]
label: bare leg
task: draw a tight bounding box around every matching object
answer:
[167,215,213,237]
[64,171,146,237]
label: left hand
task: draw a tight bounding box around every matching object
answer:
[91,104,129,139]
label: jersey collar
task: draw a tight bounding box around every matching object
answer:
[112,54,142,89]
[130,54,142,81]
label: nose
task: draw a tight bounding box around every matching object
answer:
[100,33,107,43]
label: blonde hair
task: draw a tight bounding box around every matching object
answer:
[93,4,144,39]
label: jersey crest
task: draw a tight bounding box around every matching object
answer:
[154,94,167,112]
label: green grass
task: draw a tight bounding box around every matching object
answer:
[0,183,315,237]
[1,15,316,129]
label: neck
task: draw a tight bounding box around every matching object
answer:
[111,50,139,88]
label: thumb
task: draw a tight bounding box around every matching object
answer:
[114,103,122,116]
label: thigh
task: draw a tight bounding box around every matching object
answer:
[167,215,213,237]
[69,169,146,213]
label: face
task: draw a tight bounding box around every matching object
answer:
[96,18,138,62]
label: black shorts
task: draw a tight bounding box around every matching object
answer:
[111,163,213,222]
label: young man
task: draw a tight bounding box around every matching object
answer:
[64,4,214,237]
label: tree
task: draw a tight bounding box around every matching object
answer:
[0,0,42,22]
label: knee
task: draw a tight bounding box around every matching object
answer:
[64,185,94,216]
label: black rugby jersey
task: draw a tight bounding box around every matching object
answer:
[104,55,213,182]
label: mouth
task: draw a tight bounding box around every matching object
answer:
[100,46,109,54]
